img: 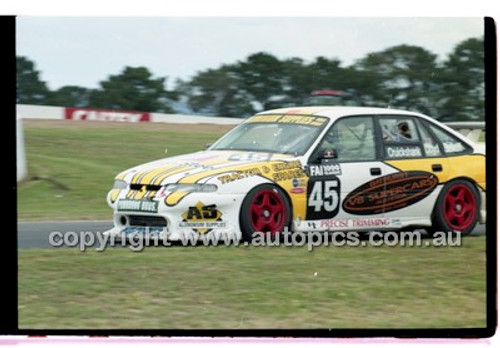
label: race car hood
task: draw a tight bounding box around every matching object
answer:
[115,150,298,186]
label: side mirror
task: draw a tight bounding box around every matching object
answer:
[204,143,213,150]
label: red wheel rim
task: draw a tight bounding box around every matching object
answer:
[249,189,286,234]
[442,184,476,231]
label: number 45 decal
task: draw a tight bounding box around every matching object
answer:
[306,177,340,220]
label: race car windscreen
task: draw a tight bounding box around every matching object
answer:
[210,114,329,155]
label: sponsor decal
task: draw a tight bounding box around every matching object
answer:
[122,226,163,235]
[309,163,342,176]
[117,199,159,213]
[442,142,465,153]
[306,221,318,229]
[319,217,391,229]
[245,114,328,127]
[271,160,307,182]
[290,178,307,194]
[218,168,261,184]
[306,175,341,220]
[423,143,441,156]
[343,171,438,215]
[179,201,226,233]
[228,153,272,161]
[385,146,422,158]
[217,160,306,184]
[65,107,150,122]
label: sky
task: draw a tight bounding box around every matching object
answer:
[16,14,485,91]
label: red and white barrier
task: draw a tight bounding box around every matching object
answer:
[65,107,151,122]
[17,105,243,125]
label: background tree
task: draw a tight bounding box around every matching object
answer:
[180,67,254,117]
[16,56,50,104]
[234,52,285,111]
[16,36,485,120]
[89,66,174,112]
[355,45,441,115]
[440,38,484,120]
[45,86,93,108]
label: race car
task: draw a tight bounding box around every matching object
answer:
[104,106,486,241]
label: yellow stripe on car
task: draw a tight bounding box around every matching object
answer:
[109,189,121,203]
[163,160,309,221]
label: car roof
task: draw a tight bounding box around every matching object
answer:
[257,106,425,120]
[255,105,479,149]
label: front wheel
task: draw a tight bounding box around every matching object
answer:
[429,179,480,236]
[239,184,292,242]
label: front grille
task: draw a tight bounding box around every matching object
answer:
[128,215,168,227]
[129,184,163,191]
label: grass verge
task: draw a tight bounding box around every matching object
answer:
[18,236,486,329]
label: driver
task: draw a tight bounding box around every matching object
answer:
[397,121,412,139]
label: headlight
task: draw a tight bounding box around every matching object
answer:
[166,183,218,193]
[112,180,128,190]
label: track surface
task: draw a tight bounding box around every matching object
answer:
[18,221,114,249]
[18,221,486,249]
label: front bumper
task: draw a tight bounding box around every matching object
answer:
[106,191,246,241]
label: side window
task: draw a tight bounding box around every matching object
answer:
[379,118,420,142]
[378,117,423,159]
[416,120,443,157]
[310,116,376,163]
[427,122,470,155]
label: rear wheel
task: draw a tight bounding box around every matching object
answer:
[240,184,291,242]
[430,179,480,236]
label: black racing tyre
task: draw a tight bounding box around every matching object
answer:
[239,184,292,242]
[429,179,480,236]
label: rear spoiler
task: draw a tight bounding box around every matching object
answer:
[444,122,485,143]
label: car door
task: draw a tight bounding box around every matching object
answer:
[377,116,450,225]
[302,115,399,231]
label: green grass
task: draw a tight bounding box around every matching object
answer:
[18,122,226,221]
[18,236,486,329]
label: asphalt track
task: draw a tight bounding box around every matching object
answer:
[17,220,486,249]
[18,220,114,249]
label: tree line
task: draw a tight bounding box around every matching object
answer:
[17,37,484,120]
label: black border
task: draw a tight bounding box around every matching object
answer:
[3,15,18,335]
[6,16,497,339]
[483,16,497,338]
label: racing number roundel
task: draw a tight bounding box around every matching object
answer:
[306,175,341,220]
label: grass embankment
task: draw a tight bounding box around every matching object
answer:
[18,120,230,221]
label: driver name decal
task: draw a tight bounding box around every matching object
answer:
[343,171,438,215]
[386,146,422,158]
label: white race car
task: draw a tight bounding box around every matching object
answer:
[104,106,486,241]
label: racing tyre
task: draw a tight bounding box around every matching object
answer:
[240,184,292,242]
[429,179,480,236]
